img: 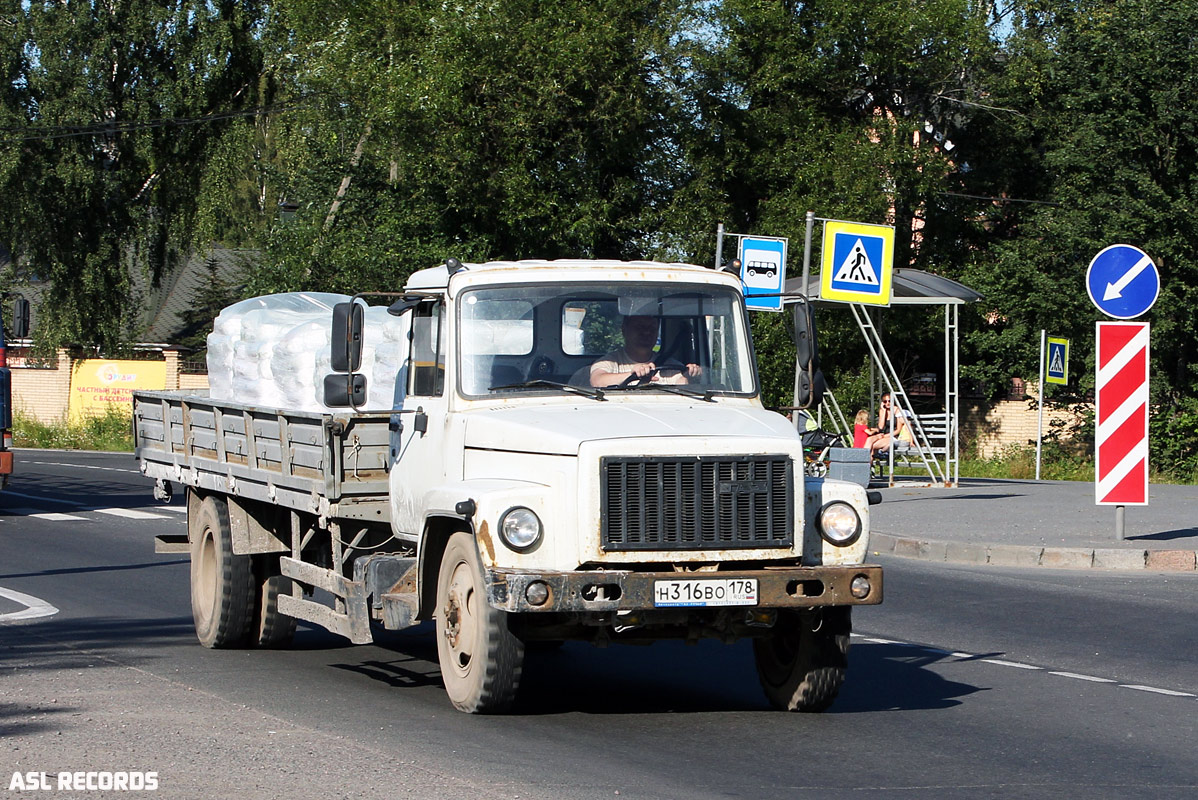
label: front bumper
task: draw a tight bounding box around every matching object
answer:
[486,564,882,614]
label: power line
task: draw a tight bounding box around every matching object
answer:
[0,97,315,145]
[938,190,1060,206]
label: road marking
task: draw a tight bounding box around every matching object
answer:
[853,633,1193,701]
[95,508,168,520]
[1121,685,1196,697]
[3,507,91,522]
[18,460,140,475]
[0,586,59,622]
[982,659,1042,670]
[3,490,85,507]
[31,512,91,522]
[158,506,187,513]
[1049,671,1116,683]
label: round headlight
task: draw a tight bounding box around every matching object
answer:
[817,501,862,547]
[499,507,543,552]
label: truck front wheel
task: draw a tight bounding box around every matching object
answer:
[435,532,524,713]
[189,495,255,648]
[753,607,851,712]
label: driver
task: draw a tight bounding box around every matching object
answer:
[589,315,701,387]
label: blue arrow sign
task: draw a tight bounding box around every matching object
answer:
[1086,244,1160,320]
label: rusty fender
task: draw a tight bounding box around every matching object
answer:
[485,565,882,614]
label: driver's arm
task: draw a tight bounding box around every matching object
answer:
[590,359,657,387]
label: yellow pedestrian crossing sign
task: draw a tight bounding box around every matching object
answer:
[1046,337,1069,385]
[820,220,895,305]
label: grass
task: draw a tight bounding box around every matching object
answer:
[13,408,135,452]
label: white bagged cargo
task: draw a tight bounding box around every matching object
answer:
[206,293,408,412]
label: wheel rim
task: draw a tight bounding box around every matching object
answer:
[194,527,217,627]
[442,559,478,677]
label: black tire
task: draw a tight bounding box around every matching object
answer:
[753,607,851,712]
[435,532,524,713]
[189,495,255,648]
[253,556,296,648]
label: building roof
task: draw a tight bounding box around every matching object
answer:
[135,249,255,344]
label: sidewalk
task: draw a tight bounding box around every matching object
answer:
[868,477,1198,571]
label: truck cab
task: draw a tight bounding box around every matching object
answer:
[333,259,881,712]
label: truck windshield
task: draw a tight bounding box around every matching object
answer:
[458,283,756,398]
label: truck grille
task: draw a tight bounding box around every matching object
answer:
[601,455,794,551]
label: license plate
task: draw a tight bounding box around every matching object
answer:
[653,578,758,608]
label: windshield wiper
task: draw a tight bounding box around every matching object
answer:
[488,379,606,401]
[616,382,716,402]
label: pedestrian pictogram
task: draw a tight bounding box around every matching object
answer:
[1046,337,1068,385]
[1095,322,1149,506]
[820,220,894,306]
[833,239,880,285]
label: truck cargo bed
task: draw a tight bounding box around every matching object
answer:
[133,391,392,524]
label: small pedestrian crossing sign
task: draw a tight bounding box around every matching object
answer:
[1046,337,1069,385]
[820,220,894,305]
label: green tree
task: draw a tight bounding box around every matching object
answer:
[249,0,684,295]
[0,0,268,353]
[671,0,997,401]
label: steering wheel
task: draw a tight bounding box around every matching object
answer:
[619,368,659,387]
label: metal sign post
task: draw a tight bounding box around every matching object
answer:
[1036,330,1045,481]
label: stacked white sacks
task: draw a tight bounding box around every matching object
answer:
[206,292,410,413]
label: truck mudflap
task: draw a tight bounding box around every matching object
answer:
[486,564,882,614]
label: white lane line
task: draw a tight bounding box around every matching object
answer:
[18,460,139,475]
[158,506,187,514]
[1050,671,1116,683]
[95,508,167,520]
[1121,685,1196,697]
[855,633,1195,701]
[3,490,85,508]
[982,659,1042,670]
[0,586,60,622]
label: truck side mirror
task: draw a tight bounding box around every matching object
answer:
[790,300,825,408]
[330,301,363,373]
[323,372,367,407]
[10,298,29,339]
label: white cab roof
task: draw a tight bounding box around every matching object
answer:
[404,259,730,293]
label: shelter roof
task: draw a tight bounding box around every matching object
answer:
[783,268,983,305]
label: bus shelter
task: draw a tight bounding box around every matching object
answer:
[784,269,983,487]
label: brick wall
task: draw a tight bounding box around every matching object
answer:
[962,392,1087,459]
[11,349,73,424]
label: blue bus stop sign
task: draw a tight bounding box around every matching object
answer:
[1086,244,1160,320]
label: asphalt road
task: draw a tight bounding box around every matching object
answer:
[2,451,1196,799]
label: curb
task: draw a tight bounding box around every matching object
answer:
[871,532,1198,572]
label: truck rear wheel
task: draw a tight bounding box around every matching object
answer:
[435,532,524,713]
[189,495,255,648]
[753,607,851,712]
[253,557,296,648]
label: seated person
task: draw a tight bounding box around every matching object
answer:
[871,392,913,454]
[589,315,701,387]
[853,409,885,451]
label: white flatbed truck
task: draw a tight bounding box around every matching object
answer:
[134,259,882,713]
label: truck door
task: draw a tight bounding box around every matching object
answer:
[389,299,449,537]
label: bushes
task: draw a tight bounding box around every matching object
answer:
[13,408,134,452]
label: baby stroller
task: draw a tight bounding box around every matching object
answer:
[801,428,845,477]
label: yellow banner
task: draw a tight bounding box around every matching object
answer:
[69,360,166,422]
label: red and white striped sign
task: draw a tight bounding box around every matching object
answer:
[1095,322,1149,505]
